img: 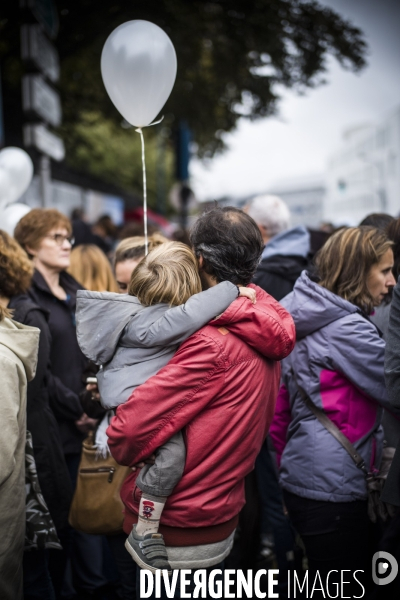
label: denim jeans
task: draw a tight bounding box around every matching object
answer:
[23,548,56,600]
[107,532,137,600]
[62,453,109,597]
[255,440,296,595]
[284,490,370,598]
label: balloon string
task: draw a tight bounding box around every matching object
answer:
[135,116,164,255]
[146,116,164,127]
[135,128,148,255]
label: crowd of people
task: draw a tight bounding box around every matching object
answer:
[0,197,399,600]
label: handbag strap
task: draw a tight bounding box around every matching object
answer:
[292,372,369,477]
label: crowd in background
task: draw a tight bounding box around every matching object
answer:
[0,197,400,600]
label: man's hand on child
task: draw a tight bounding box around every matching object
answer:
[238,287,257,304]
[131,454,156,472]
[86,382,100,401]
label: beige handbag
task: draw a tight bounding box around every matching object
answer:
[69,433,131,535]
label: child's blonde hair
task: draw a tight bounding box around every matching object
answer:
[128,242,202,306]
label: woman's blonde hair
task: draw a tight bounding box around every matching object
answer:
[315,226,393,314]
[114,233,167,267]
[68,244,119,292]
[128,242,202,306]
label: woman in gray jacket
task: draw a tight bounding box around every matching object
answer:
[270,226,396,595]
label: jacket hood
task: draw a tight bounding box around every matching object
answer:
[211,284,295,360]
[280,271,359,339]
[76,291,143,364]
[0,317,39,380]
[262,226,310,260]
[257,254,308,280]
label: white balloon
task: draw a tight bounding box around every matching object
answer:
[0,147,34,205]
[0,203,31,236]
[101,20,177,127]
[0,167,12,210]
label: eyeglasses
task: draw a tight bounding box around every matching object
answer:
[45,234,75,246]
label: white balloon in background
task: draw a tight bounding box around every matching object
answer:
[0,167,12,210]
[0,147,34,206]
[101,20,177,127]
[0,203,31,236]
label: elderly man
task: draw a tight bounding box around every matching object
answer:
[107,207,295,597]
[247,194,310,301]
[246,194,310,596]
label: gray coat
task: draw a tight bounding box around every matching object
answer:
[383,277,400,506]
[385,277,400,409]
[372,299,400,447]
[76,282,238,409]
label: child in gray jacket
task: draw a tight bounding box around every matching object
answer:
[76,241,255,572]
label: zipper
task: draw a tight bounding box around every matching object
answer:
[80,467,116,482]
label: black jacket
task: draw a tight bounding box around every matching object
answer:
[253,254,308,301]
[9,295,73,530]
[27,270,87,454]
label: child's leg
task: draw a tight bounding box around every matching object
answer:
[136,493,167,536]
[135,431,186,536]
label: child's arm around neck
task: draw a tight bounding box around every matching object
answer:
[122,281,245,349]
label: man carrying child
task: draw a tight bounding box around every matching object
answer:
[107,207,296,597]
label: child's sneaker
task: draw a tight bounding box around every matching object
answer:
[125,525,172,574]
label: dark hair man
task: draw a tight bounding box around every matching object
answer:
[107,207,295,597]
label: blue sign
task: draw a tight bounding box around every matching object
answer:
[176,120,191,181]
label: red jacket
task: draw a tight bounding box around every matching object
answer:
[107,284,295,545]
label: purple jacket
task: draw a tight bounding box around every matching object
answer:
[270,271,391,502]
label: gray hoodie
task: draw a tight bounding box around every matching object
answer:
[261,225,310,261]
[76,282,238,409]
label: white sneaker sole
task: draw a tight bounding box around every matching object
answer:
[124,538,172,575]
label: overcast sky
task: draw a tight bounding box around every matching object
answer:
[190,0,400,201]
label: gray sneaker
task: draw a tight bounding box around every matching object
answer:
[125,525,172,574]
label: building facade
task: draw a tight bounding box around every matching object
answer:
[324,106,400,225]
[19,176,125,225]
